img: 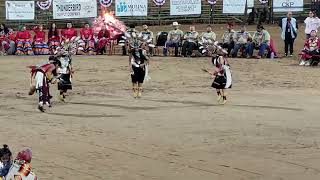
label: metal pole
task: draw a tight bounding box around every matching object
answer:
[210,4,213,24]
[158,5,161,26]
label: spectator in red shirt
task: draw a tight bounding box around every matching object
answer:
[48,23,60,54]
[33,25,49,55]
[96,25,110,55]
[0,23,9,55]
[61,23,78,55]
[78,23,95,55]
[3,28,16,55]
[16,25,33,55]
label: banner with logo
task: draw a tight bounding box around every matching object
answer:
[115,0,148,16]
[170,0,201,15]
[53,0,97,19]
[273,0,303,12]
[223,0,254,14]
[6,1,35,20]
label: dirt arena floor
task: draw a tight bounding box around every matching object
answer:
[1,25,320,180]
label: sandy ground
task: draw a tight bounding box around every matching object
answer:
[1,25,320,180]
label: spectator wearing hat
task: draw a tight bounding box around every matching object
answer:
[232,25,251,57]
[181,25,199,57]
[246,24,271,59]
[163,22,184,57]
[280,11,298,57]
[220,23,235,56]
[139,25,154,56]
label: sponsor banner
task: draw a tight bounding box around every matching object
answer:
[170,0,201,15]
[115,0,148,16]
[273,0,303,12]
[223,0,254,14]
[53,0,97,19]
[6,1,35,20]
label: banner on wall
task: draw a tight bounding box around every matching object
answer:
[6,1,35,20]
[53,0,97,19]
[223,0,254,14]
[273,0,303,12]
[115,0,148,16]
[170,0,201,15]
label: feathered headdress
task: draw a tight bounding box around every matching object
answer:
[119,31,155,49]
[55,36,80,56]
[199,41,227,56]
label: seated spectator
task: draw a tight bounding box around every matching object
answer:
[200,25,216,42]
[300,30,320,66]
[163,22,183,57]
[139,24,154,56]
[96,25,110,55]
[220,23,235,56]
[232,25,251,57]
[48,23,60,54]
[4,28,16,55]
[78,23,95,55]
[61,23,78,55]
[182,25,199,57]
[16,25,33,55]
[0,24,9,55]
[246,25,271,59]
[199,25,216,56]
[33,25,49,55]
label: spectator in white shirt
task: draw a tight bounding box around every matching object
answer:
[304,10,320,39]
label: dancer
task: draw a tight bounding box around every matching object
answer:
[204,42,232,104]
[0,145,12,179]
[55,43,74,102]
[5,148,37,180]
[129,42,149,98]
[29,61,59,112]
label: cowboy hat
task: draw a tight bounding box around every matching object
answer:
[172,22,180,26]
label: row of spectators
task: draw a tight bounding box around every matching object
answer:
[0,22,111,56]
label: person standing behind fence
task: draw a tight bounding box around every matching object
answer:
[33,25,49,55]
[220,23,235,57]
[280,12,298,57]
[48,23,60,54]
[16,25,33,56]
[304,10,320,39]
[163,22,183,57]
[182,25,199,57]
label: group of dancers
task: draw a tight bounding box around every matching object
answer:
[27,25,232,112]
[28,38,74,112]
[0,145,37,180]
